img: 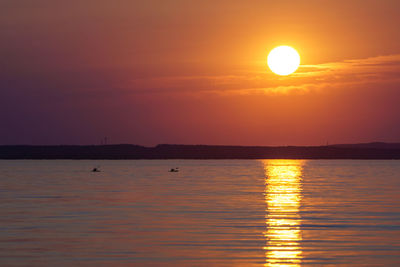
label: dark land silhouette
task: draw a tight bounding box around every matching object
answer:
[2,142,400,159]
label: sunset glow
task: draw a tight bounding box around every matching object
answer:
[2,1,400,146]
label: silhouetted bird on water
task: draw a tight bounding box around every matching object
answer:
[92,167,100,172]
[169,167,179,172]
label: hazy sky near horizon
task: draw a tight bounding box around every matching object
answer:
[2,0,400,146]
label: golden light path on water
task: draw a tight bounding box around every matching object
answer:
[263,160,304,266]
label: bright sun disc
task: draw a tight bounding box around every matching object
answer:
[267,46,300,76]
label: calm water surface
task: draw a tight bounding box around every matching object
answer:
[0,160,400,266]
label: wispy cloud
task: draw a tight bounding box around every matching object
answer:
[124,54,400,96]
[296,54,400,82]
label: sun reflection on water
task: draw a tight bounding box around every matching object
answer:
[263,160,304,267]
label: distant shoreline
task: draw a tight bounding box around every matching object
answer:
[2,142,400,159]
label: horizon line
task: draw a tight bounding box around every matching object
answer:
[0,141,397,148]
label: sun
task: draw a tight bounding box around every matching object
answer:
[267,46,300,76]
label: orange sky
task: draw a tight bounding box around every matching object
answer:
[1,0,400,145]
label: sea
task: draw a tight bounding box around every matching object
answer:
[0,160,399,266]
